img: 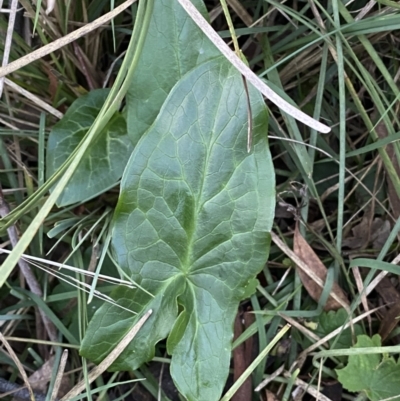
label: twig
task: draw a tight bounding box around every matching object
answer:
[0,185,58,342]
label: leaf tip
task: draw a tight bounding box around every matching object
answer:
[318,123,331,134]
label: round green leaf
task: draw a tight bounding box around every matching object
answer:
[337,334,400,401]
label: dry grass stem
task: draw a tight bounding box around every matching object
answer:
[254,364,285,392]
[352,265,372,332]
[0,332,34,401]
[5,78,63,119]
[60,309,152,401]
[0,188,58,341]
[0,0,18,97]
[365,253,400,296]
[176,0,331,133]
[0,0,136,79]
[283,373,333,401]
[50,349,68,401]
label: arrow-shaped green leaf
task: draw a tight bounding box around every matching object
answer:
[80,58,275,401]
[126,0,220,144]
[47,89,133,206]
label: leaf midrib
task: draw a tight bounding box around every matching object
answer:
[180,71,230,277]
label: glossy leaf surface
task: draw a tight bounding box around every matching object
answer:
[47,89,133,206]
[80,58,275,401]
[126,0,220,144]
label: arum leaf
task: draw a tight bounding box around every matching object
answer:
[80,58,275,401]
[127,0,220,144]
[47,89,133,206]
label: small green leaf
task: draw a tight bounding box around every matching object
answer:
[126,0,220,144]
[46,89,133,206]
[336,334,400,401]
[80,58,275,401]
[315,308,363,350]
[241,278,259,300]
